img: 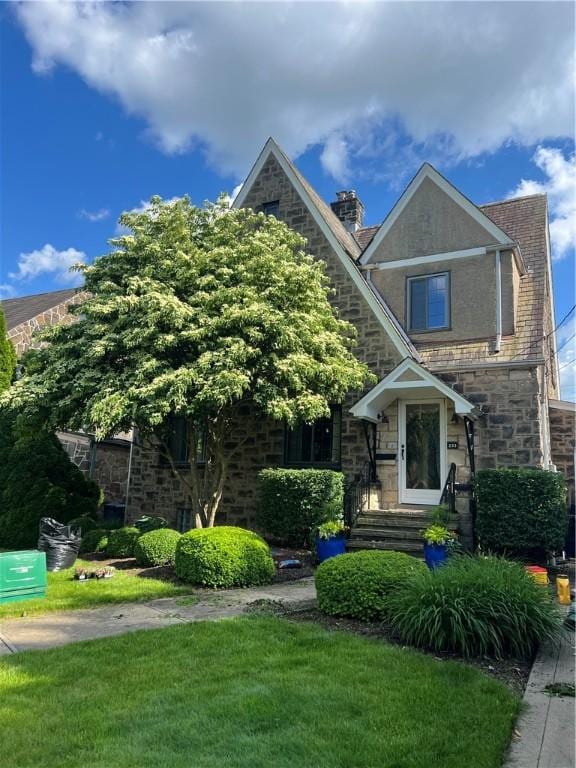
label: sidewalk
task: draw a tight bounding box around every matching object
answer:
[505,622,575,768]
[0,577,316,654]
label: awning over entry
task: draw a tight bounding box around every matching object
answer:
[350,358,479,423]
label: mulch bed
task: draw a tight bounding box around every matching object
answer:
[247,598,532,696]
[270,546,316,582]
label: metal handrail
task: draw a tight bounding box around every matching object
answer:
[440,462,457,513]
[344,460,372,530]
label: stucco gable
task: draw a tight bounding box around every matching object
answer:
[360,164,513,265]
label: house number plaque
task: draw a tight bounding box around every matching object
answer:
[447,441,459,450]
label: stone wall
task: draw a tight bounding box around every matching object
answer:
[8,293,86,355]
[549,403,575,510]
[58,431,130,505]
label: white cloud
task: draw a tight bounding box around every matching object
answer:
[0,284,16,300]
[15,2,574,181]
[9,244,86,286]
[509,147,576,260]
[79,207,110,222]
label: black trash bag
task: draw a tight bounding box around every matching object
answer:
[38,517,81,572]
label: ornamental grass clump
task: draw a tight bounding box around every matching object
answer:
[175,526,275,588]
[315,550,427,621]
[387,555,561,659]
[134,528,181,567]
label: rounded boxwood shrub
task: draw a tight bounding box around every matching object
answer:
[106,526,141,558]
[257,468,344,546]
[315,550,427,621]
[68,516,98,535]
[175,526,275,588]
[134,515,168,534]
[135,528,181,567]
[79,528,109,554]
[475,468,568,558]
[387,556,561,659]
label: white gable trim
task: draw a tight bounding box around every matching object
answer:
[233,138,415,360]
[350,358,478,422]
[359,163,514,266]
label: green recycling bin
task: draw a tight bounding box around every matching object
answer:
[0,550,47,604]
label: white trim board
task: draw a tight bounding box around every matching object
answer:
[359,163,514,266]
[233,138,416,361]
[350,358,477,422]
[366,246,487,271]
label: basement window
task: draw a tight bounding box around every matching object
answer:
[407,272,450,331]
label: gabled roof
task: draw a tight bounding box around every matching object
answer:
[350,358,478,422]
[233,138,418,361]
[359,162,516,265]
[1,288,79,330]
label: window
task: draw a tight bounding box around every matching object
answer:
[261,200,280,218]
[165,416,206,466]
[407,272,450,331]
[176,508,192,532]
[284,407,342,467]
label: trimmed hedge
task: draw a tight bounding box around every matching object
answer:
[135,529,181,567]
[257,468,344,546]
[175,526,275,588]
[106,527,141,558]
[315,550,427,621]
[134,515,168,534]
[387,556,561,659]
[79,529,109,554]
[475,469,567,557]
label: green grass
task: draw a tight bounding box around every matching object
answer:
[0,617,519,768]
[0,559,194,619]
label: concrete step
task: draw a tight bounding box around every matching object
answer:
[356,513,459,530]
[346,538,424,556]
[350,527,423,541]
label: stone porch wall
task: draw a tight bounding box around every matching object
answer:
[549,404,575,511]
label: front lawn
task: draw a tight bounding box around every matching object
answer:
[0,617,519,768]
[0,558,194,619]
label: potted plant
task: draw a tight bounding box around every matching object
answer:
[316,519,348,563]
[422,524,455,569]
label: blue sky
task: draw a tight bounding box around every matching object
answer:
[0,2,574,396]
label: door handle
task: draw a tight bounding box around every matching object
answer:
[401,444,405,460]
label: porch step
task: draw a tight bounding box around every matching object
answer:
[346,538,424,556]
[350,527,425,541]
[356,511,459,530]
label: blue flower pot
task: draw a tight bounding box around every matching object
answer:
[316,534,347,563]
[424,543,448,570]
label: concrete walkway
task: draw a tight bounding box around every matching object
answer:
[0,577,316,654]
[505,623,575,768]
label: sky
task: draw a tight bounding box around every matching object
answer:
[0,1,574,397]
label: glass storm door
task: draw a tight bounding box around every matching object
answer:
[399,400,446,505]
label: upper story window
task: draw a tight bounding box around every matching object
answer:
[165,415,206,467]
[261,200,280,218]
[407,272,450,331]
[284,406,342,468]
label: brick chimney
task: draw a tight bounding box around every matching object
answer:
[330,190,365,232]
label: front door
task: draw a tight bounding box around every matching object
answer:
[398,399,447,506]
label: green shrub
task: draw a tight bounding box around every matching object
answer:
[134,515,168,534]
[387,556,561,659]
[106,527,141,558]
[68,516,98,535]
[79,529,109,554]
[315,550,427,621]
[175,526,275,588]
[0,307,16,393]
[476,469,568,558]
[135,529,181,567]
[257,468,344,546]
[0,411,100,549]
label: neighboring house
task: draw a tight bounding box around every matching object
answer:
[1,289,131,507]
[125,138,574,550]
[3,139,573,552]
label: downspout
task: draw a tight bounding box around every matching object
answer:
[494,249,502,353]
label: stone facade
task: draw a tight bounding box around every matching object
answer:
[549,403,576,510]
[7,293,86,355]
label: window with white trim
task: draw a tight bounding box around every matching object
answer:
[407,272,450,331]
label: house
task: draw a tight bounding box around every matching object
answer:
[3,139,574,552]
[123,139,574,550]
[1,288,131,508]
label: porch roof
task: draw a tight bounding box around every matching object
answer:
[350,359,479,422]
